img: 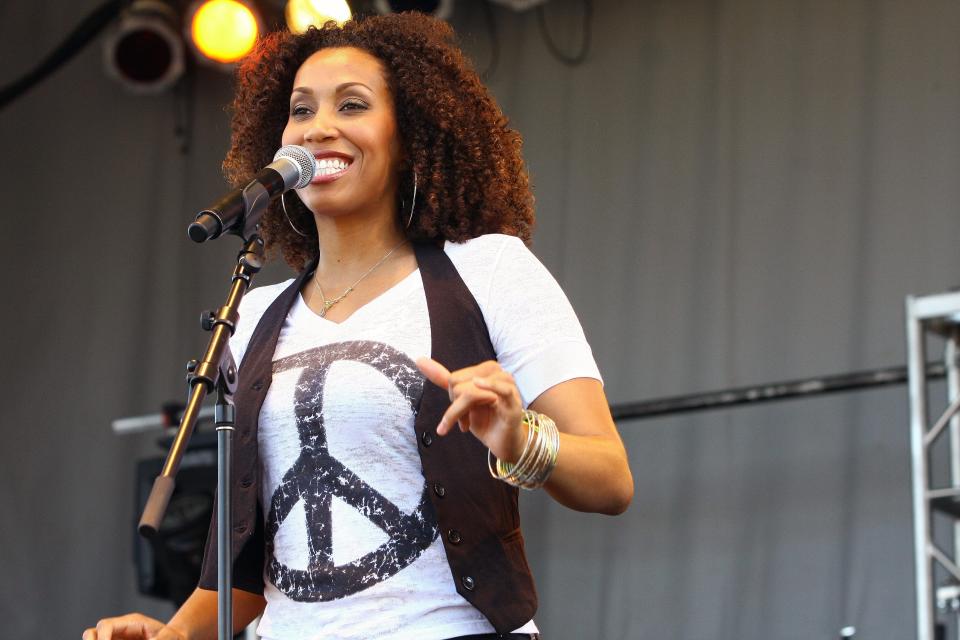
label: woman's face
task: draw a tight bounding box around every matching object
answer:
[281,46,402,220]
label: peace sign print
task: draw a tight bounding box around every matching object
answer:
[265,340,439,602]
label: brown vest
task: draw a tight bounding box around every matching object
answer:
[199,241,537,634]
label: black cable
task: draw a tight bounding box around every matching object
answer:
[535,0,592,67]
[173,69,195,155]
[478,0,500,81]
[0,0,130,111]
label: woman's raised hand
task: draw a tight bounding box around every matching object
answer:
[416,357,526,462]
[81,613,184,640]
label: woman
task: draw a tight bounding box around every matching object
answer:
[85,12,632,640]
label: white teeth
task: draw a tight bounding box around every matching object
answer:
[316,157,349,175]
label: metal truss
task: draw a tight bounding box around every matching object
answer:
[908,290,960,640]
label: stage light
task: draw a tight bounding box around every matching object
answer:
[286,0,352,33]
[373,0,453,20]
[102,0,185,94]
[488,0,548,9]
[186,0,262,65]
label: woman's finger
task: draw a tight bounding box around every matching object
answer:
[416,357,452,390]
[447,360,501,389]
[472,375,518,400]
[438,385,497,435]
[95,620,116,640]
[85,613,165,640]
[96,618,141,640]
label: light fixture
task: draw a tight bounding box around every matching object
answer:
[102,0,185,94]
[286,0,352,33]
[373,0,454,21]
[186,0,262,66]
[487,0,548,9]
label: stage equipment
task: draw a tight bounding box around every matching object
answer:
[373,0,453,20]
[102,0,185,94]
[488,0,548,10]
[610,362,946,420]
[592,301,960,640]
[534,0,591,67]
[286,0,352,32]
[186,0,262,65]
[135,434,217,606]
[906,290,960,640]
[115,405,216,434]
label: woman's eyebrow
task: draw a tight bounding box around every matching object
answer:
[290,82,374,96]
[336,81,374,93]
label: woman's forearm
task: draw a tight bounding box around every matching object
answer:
[167,588,266,640]
[542,430,634,514]
[528,378,634,514]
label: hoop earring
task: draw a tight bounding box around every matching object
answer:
[282,191,308,237]
[405,170,418,229]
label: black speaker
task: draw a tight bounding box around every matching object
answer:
[134,432,218,607]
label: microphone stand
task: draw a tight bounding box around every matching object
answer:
[139,235,265,640]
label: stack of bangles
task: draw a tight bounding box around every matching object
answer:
[488,410,560,490]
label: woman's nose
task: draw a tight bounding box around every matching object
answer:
[304,111,338,142]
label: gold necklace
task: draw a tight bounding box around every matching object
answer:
[312,239,408,317]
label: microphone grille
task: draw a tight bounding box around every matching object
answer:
[273,145,316,189]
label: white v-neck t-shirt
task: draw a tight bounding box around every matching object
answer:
[228,234,601,640]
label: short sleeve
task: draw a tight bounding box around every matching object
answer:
[446,235,602,406]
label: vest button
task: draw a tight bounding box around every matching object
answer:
[447,529,462,544]
[433,482,446,498]
[421,431,434,447]
[461,575,475,591]
[240,476,253,488]
[251,380,263,391]
[233,523,247,534]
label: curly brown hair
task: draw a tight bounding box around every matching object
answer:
[224,12,535,270]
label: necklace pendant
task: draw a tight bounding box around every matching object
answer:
[310,239,408,320]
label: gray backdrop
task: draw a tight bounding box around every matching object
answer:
[2,0,958,638]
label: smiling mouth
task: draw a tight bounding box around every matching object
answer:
[313,157,351,180]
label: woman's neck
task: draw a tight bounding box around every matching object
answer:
[312,209,407,278]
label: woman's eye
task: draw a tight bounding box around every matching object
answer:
[339,99,369,112]
[290,105,311,117]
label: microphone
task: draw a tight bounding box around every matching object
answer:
[188,145,316,243]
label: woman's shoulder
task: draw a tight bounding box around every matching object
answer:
[441,233,561,312]
[231,278,296,362]
[443,234,527,294]
[443,233,535,280]
[443,233,526,259]
[240,278,296,319]
[441,235,600,403]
